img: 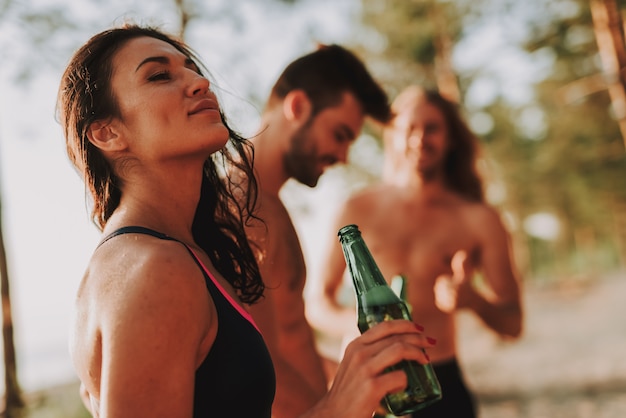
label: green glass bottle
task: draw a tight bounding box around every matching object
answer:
[338,224,442,416]
[390,274,410,312]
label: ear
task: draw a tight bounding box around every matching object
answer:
[86,119,126,152]
[282,90,312,125]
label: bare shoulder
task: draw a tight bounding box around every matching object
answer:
[84,234,212,338]
[457,200,511,245]
[72,232,215,402]
[92,233,208,295]
[258,192,292,227]
[460,198,499,218]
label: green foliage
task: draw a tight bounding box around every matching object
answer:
[354,0,626,280]
[357,0,465,95]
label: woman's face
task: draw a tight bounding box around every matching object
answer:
[107,36,228,164]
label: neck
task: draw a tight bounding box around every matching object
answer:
[251,113,291,196]
[383,164,448,199]
[104,162,204,243]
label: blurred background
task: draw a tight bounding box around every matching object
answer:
[0,0,625,416]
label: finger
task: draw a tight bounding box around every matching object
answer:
[451,250,474,283]
[434,276,456,312]
[451,250,466,273]
[344,334,433,384]
[325,326,436,417]
[371,368,409,400]
[374,402,391,416]
[369,333,433,367]
[355,319,422,345]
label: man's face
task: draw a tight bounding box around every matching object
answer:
[284,92,365,187]
[389,100,450,180]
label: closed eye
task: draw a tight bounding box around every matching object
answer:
[335,132,348,144]
[335,124,355,144]
[147,71,171,82]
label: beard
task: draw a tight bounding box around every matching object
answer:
[404,147,445,182]
[283,122,324,188]
[417,163,440,182]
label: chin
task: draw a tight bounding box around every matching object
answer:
[212,125,230,144]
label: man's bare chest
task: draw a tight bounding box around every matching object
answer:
[362,210,477,278]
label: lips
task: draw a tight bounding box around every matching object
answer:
[188,99,220,116]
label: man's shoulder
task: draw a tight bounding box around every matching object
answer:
[257,191,291,221]
[455,198,500,218]
[442,190,493,212]
[454,198,508,238]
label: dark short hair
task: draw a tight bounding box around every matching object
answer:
[268,44,391,123]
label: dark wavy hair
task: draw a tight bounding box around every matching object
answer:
[391,86,485,202]
[57,24,264,303]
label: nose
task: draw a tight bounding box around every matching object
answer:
[187,71,210,96]
[407,129,424,149]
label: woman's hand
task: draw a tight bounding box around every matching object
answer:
[301,320,435,418]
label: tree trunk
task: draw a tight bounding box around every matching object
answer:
[590,0,626,149]
[0,196,24,416]
[430,2,461,104]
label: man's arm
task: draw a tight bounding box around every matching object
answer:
[435,205,522,339]
[306,203,361,339]
[466,205,523,338]
[271,272,329,393]
[247,291,326,417]
[246,201,327,418]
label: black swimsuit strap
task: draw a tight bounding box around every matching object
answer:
[97,225,204,266]
[96,226,211,284]
[97,226,175,249]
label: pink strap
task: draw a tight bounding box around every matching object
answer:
[187,247,261,334]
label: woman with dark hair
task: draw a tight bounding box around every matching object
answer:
[58,25,433,417]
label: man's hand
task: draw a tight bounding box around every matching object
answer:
[434,250,477,313]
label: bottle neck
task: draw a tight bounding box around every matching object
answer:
[338,224,388,296]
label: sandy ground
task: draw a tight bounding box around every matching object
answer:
[457,270,626,418]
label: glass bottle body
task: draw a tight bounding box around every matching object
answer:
[338,224,442,416]
[357,285,441,415]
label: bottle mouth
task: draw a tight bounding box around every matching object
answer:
[338,224,360,237]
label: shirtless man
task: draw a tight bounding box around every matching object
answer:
[243,44,391,418]
[307,86,523,417]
